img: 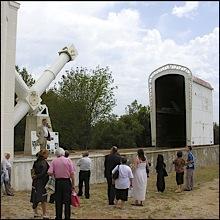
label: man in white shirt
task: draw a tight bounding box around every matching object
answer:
[77,152,92,199]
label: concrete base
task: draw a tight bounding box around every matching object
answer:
[24,115,52,155]
[12,145,219,191]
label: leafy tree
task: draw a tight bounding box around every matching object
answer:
[89,115,119,148]
[136,105,151,146]
[125,99,142,115]
[90,100,152,148]
[42,89,91,149]
[15,65,35,87]
[56,66,117,149]
[89,115,140,148]
[125,100,151,147]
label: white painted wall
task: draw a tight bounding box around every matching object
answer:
[12,146,219,191]
[12,155,106,191]
[191,82,213,145]
[1,1,20,159]
[149,64,192,146]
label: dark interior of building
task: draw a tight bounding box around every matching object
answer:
[155,74,186,147]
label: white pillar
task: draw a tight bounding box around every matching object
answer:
[1,1,20,159]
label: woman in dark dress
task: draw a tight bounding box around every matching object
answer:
[155,154,167,192]
[30,149,49,219]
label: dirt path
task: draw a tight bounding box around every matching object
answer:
[1,177,219,219]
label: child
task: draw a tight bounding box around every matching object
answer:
[173,151,185,193]
[155,154,167,193]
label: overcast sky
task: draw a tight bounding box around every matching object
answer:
[16,1,219,122]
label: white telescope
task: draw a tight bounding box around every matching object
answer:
[14,44,78,126]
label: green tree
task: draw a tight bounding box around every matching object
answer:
[89,115,119,148]
[90,100,152,148]
[125,99,142,115]
[14,66,35,151]
[90,114,141,148]
[136,105,151,146]
[54,66,117,149]
[15,65,35,87]
[41,89,83,149]
[125,100,151,147]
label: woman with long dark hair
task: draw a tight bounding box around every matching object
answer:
[131,149,149,206]
[155,154,167,193]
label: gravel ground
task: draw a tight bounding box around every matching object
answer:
[1,165,219,219]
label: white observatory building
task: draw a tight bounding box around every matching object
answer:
[149,64,213,147]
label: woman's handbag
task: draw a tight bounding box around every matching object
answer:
[2,170,9,182]
[1,172,4,184]
[128,187,133,198]
[46,177,55,193]
[31,168,36,179]
[71,191,80,207]
[163,168,168,177]
[1,170,9,183]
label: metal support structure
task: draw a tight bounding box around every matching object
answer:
[13,44,78,126]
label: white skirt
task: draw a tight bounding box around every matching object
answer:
[132,164,147,201]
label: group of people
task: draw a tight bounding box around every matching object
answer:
[29,147,92,219]
[1,143,195,219]
[104,145,195,209]
[173,145,195,192]
[155,145,195,194]
[104,147,150,209]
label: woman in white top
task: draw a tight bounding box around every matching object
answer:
[1,153,14,196]
[132,149,149,206]
[112,157,133,209]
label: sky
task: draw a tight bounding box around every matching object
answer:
[16,1,219,122]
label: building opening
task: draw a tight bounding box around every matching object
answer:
[155,74,186,147]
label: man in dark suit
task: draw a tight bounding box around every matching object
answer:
[104,146,121,205]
